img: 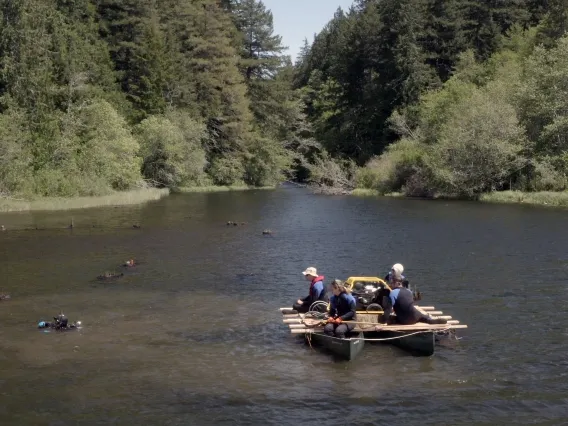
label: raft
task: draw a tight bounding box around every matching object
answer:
[280,305,467,359]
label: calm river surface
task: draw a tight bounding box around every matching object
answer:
[0,186,567,425]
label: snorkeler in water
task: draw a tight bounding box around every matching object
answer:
[38,313,82,331]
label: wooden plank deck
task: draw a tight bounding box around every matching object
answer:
[279,305,467,334]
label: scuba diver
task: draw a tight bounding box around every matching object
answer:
[38,313,82,331]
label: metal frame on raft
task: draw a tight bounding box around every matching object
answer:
[279,277,468,360]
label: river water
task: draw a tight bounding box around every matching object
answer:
[0,186,567,425]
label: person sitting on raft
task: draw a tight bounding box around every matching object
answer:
[381,272,446,325]
[292,266,327,313]
[38,313,81,330]
[324,279,357,338]
[385,263,410,288]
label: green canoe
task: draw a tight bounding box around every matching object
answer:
[305,331,365,361]
[365,330,435,356]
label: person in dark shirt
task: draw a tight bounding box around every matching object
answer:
[324,279,357,338]
[381,272,446,325]
[292,266,327,313]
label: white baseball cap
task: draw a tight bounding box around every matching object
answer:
[302,267,318,276]
[391,263,404,275]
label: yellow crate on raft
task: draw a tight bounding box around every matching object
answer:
[308,277,391,313]
[343,276,391,292]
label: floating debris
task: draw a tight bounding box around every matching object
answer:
[97,272,124,281]
[0,294,11,301]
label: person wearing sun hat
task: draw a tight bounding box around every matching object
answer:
[291,266,327,313]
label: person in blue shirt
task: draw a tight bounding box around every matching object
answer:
[292,266,327,313]
[381,272,446,325]
[324,279,357,338]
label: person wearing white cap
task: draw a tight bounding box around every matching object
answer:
[385,263,409,288]
[291,266,327,313]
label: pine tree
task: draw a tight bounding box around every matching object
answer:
[183,0,252,156]
[422,0,468,81]
[536,0,568,46]
[95,0,168,121]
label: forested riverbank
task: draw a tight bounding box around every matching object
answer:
[296,0,568,205]
[2,0,568,210]
[0,0,309,208]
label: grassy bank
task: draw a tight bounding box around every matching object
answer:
[0,188,170,213]
[174,185,276,193]
[352,187,568,207]
[351,189,404,197]
[479,190,568,207]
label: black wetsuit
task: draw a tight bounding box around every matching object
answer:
[324,292,357,338]
[383,287,441,325]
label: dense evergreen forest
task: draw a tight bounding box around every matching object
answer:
[1,0,568,200]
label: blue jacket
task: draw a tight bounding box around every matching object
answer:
[329,292,356,321]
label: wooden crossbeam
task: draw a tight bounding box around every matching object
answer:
[280,305,437,312]
[287,319,459,329]
[290,323,467,334]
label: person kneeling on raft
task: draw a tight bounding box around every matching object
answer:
[292,266,327,313]
[324,279,357,338]
[381,272,446,325]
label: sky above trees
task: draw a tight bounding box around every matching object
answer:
[263,0,354,62]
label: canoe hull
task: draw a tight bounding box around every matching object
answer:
[306,332,365,361]
[365,330,435,356]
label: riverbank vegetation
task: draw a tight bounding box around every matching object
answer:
[2,0,568,208]
[0,0,315,204]
[294,0,568,204]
